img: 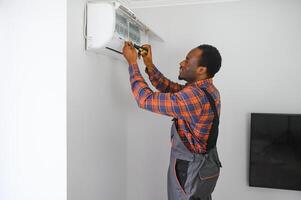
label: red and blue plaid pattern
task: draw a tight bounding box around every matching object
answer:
[129,64,221,153]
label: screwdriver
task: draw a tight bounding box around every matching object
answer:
[108,42,148,55]
[133,43,148,55]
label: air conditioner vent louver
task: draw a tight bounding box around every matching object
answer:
[129,23,140,44]
[115,13,128,39]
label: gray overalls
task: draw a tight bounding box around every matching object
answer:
[167,88,222,200]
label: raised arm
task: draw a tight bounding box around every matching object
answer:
[129,63,202,123]
[123,41,202,122]
[140,44,185,93]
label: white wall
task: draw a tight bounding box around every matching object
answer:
[127,0,301,199]
[67,0,128,199]
[2,0,300,199]
[0,0,66,200]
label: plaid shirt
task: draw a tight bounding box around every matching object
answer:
[129,64,221,153]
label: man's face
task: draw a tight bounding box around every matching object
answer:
[178,48,203,82]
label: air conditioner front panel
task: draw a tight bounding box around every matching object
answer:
[85,1,161,60]
[86,2,116,50]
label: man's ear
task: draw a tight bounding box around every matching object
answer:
[196,66,207,75]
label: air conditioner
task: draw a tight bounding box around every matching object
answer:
[84,1,163,59]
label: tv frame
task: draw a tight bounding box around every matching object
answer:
[249,112,301,191]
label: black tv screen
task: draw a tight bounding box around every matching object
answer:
[249,113,301,191]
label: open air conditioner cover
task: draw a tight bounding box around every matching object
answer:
[85,1,163,59]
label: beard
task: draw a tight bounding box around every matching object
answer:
[178,74,186,81]
[178,75,184,80]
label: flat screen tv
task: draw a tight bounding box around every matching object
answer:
[249,113,301,191]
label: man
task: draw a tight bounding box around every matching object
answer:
[123,41,222,200]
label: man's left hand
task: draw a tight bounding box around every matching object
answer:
[122,41,137,65]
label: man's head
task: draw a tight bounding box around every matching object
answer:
[178,44,222,83]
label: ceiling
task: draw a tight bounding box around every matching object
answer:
[118,0,241,8]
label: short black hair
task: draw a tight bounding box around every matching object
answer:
[197,44,222,78]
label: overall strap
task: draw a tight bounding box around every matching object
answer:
[200,88,220,152]
[200,88,219,122]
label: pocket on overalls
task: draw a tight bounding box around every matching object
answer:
[175,159,189,190]
[170,133,175,148]
[191,158,220,198]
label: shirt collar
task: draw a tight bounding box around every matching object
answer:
[186,78,213,88]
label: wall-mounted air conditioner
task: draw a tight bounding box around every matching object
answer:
[84,1,163,59]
